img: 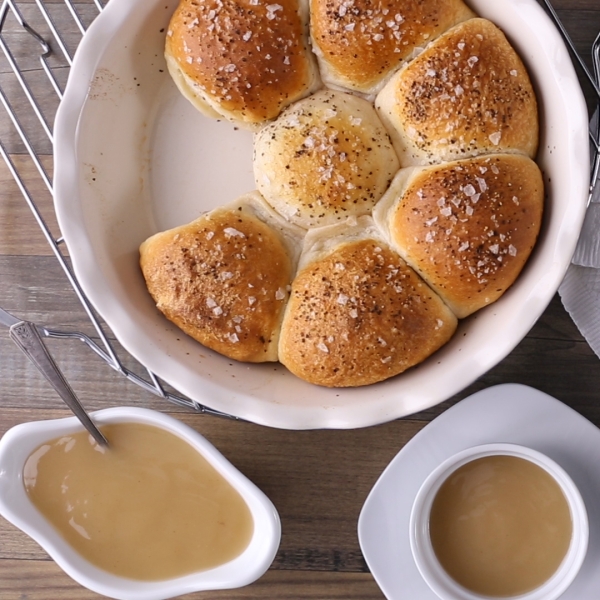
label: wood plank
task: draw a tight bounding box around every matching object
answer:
[0,155,58,256]
[0,560,386,599]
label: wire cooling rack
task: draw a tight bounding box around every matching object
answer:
[0,0,598,415]
[0,0,232,415]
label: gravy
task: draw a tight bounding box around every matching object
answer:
[429,455,572,597]
[23,422,254,581]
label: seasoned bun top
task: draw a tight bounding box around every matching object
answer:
[373,154,544,318]
[375,18,539,165]
[139,192,304,362]
[253,89,399,229]
[165,0,321,129]
[278,217,458,387]
[310,0,474,98]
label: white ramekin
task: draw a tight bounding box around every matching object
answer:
[410,443,588,600]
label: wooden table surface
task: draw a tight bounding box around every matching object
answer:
[0,0,599,598]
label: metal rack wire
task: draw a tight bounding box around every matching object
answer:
[0,0,234,416]
[0,0,598,415]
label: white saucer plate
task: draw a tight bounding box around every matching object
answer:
[53,0,589,429]
[358,384,600,599]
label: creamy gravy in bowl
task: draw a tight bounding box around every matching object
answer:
[0,408,281,600]
[410,443,588,600]
[429,455,572,597]
[24,422,254,581]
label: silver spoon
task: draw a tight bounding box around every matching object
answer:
[1,309,109,448]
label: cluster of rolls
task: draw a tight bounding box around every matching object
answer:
[140,0,544,388]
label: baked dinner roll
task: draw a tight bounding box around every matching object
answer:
[375,18,539,165]
[140,192,304,362]
[310,0,474,98]
[373,154,544,318]
[278,217,457,387]
[253,89,399,229]
[165,0,321,129]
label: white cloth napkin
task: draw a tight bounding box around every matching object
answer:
[558,109,600,356]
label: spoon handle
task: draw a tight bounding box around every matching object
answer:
[9,320,109,448]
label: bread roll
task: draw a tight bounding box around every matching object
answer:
[165,0,321,129]
[140,192,304,362]
[253,89,399,229]
[310,0,474,98]
[375,18,539,165]
[278,217,457,387]
[373,154,544,318]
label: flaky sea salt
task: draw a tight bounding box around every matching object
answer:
[224,227,246,238]
[489,132,502,146]
[317,341,329,353]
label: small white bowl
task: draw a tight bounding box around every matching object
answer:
[410,443,588,600]
[0,407,281,600]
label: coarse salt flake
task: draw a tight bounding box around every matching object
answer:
[317,341,329,353]
[489,131,502,146]
[224,227,245,238]
[463,184,476,197]
[266,4,283,19]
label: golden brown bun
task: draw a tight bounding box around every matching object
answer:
[165,0,321,129]
[253,89,399,229]
[140,192,304,362]
[310,0,475,98]
[373,154,544,318]
[278,217,458,387]
[375,18,539,165]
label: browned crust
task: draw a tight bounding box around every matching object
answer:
[140,208,294,362]
[166,0,319,125]
[310,0,475,94]
[278,239,457,387]
[375,18,539,164]
[387,154,544,318]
